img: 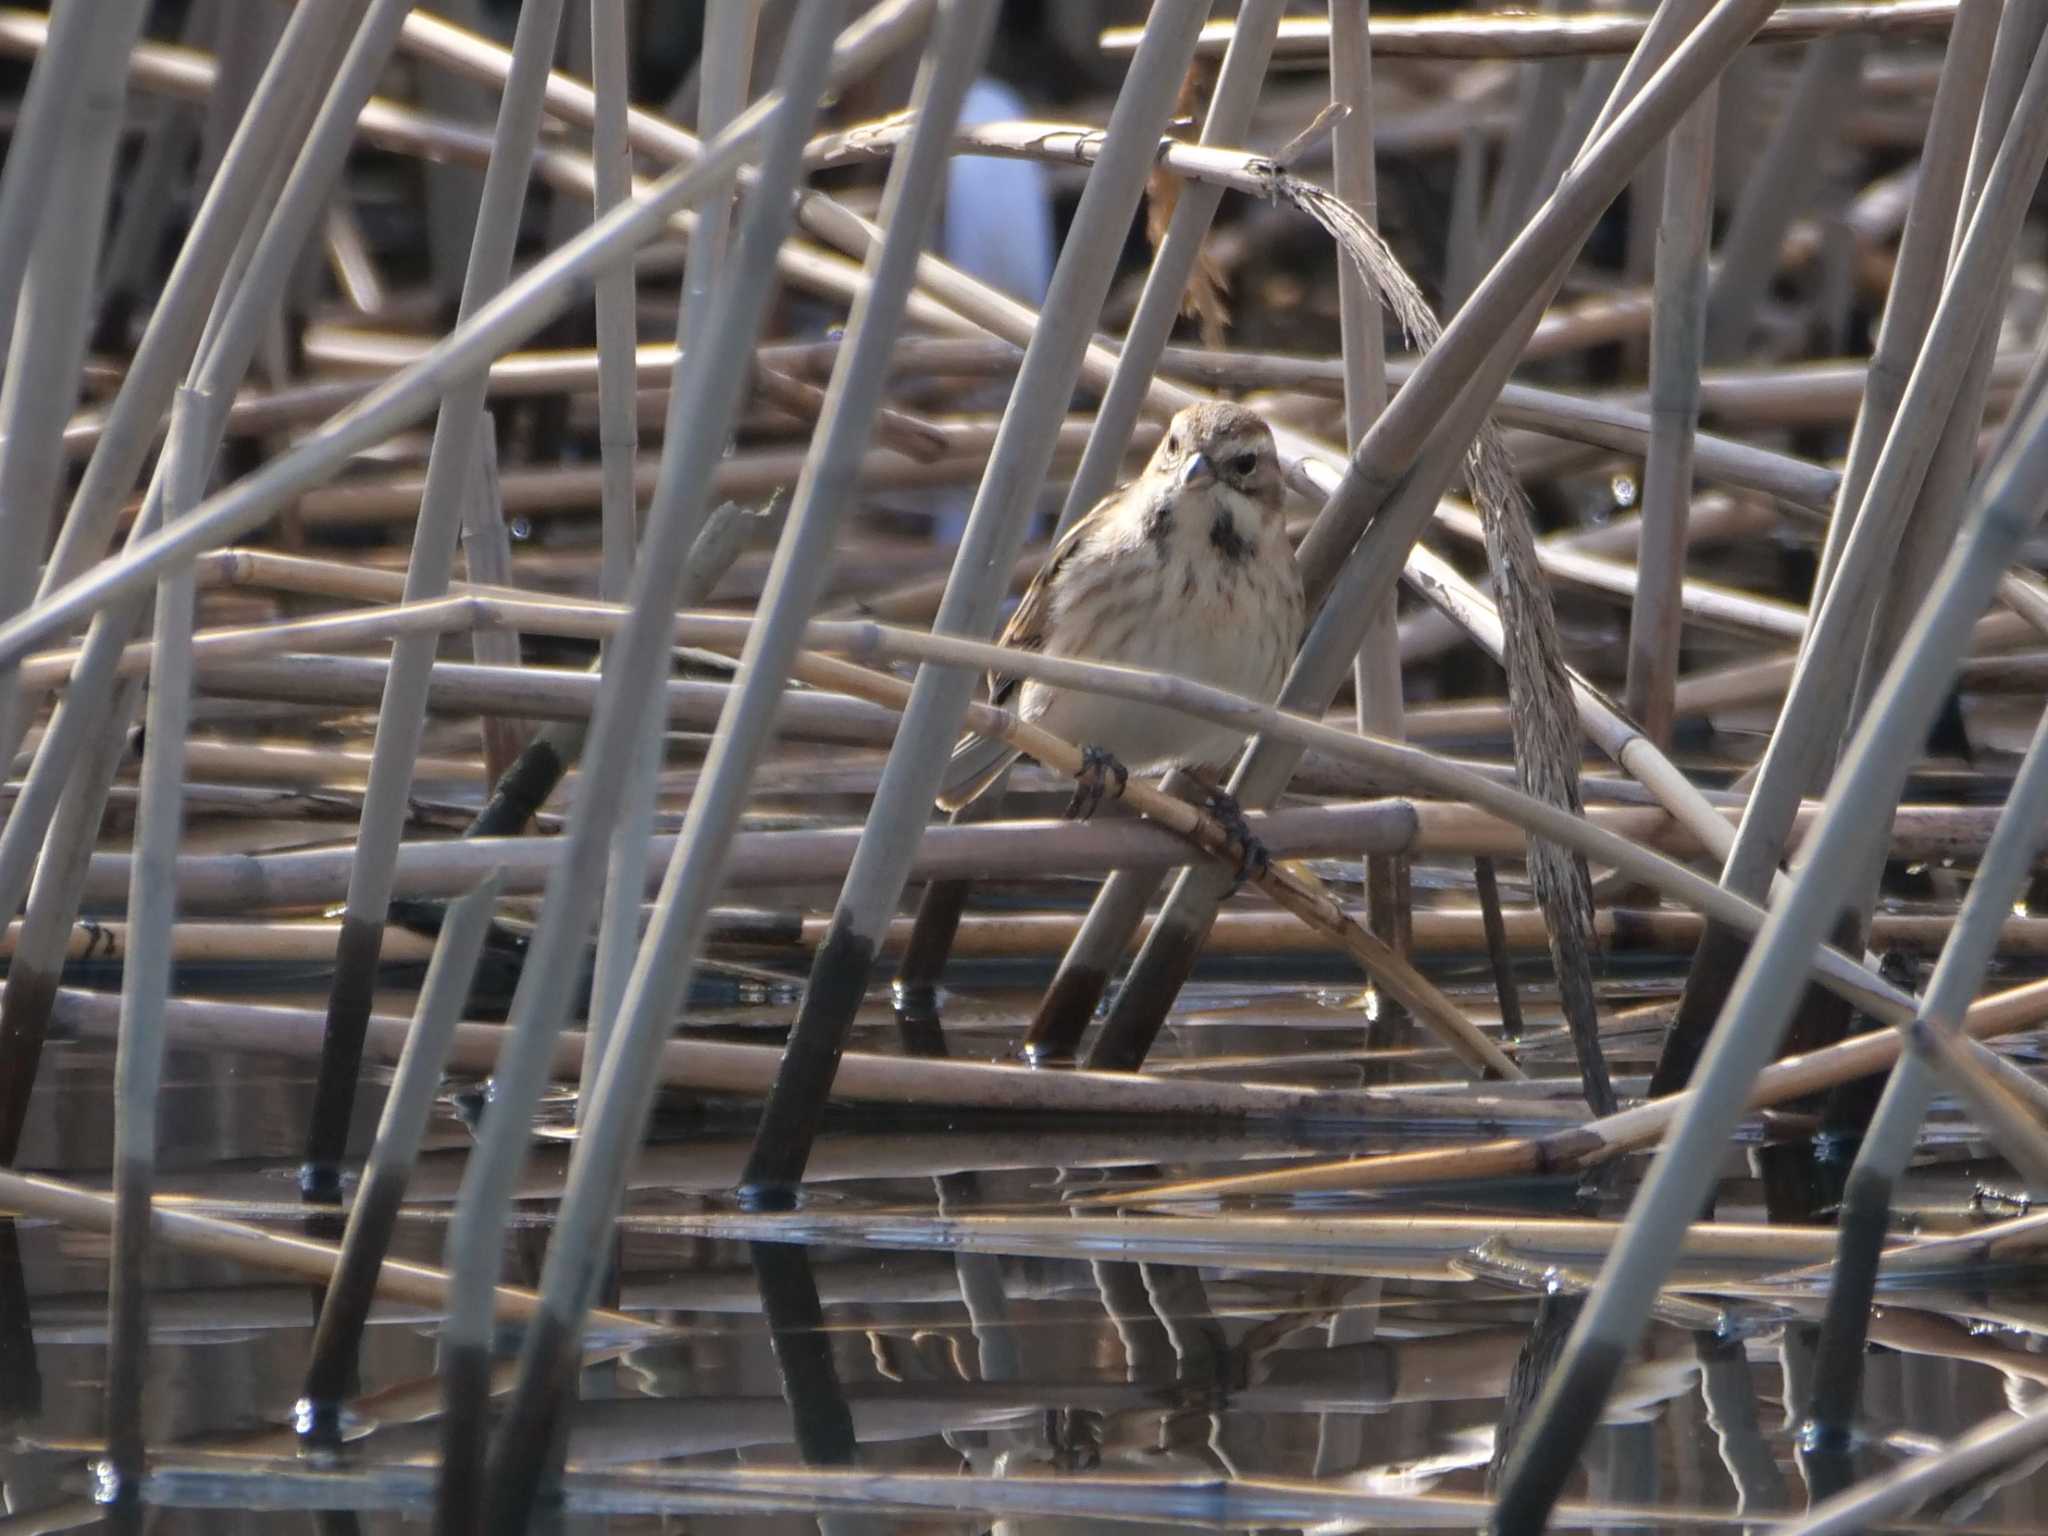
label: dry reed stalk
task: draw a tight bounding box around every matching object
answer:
[0,0,148,772]
[101,387,208,1504]
[1801,689,2048,1450]
[1624,77,1715,745]
[1431,503,1806,639]
[1074,968,2048,1209]
[42,986,1562,1131]
[578,0,764,1165]
[1109,3,1962,63]
[1329,3,1411,1052]
[836,906,2048,960]
[0,1163,656,1338]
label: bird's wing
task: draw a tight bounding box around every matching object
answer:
[987,485,1125,703]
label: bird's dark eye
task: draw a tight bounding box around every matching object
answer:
[1230,451,1258,476]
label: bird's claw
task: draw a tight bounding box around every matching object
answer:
[1065,745,1128,821]
[1205,788,1268,888]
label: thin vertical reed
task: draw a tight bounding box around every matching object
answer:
[737,1,1212,1193]
[101,388,211,1508]
[1294,0,1747,594]
[1850,11,2043,722]
[418,0,491,316]
[438,16,872,1527]
[1801,12,2048,1089]
[1474,856,1526,1041]
[1701,35,1869,364]
[306,0,569,1204]
[479,14,995,1519]
[1492,341,2048,1536]
[301,875,500,1446]
[586,0,762,1120]
[1623,84,1716,746]
[1479,3,1582,267]
[589,0,638,611]
[1332,2,1410,1016]
[1444,127,1485,312]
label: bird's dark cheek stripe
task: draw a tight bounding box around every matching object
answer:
[1146,501,1174,546]
[1209,510,1250,564]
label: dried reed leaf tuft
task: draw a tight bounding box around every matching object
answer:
[1146,55,1230,345]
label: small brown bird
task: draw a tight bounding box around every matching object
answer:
[936,401,1304,839]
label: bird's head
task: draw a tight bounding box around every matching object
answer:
[1153,402,1283,513]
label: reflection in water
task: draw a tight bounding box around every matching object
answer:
[2,963,2048,1530]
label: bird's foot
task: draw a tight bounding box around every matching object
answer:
[1065,745,1129,821]
[1204,788,1269,888]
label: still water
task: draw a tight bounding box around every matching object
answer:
[5,954,2048,1532]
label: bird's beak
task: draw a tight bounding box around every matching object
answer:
[1179,451,1215,488]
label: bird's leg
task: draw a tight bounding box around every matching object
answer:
[1065,744,1129,822]
[1202,785,1269,888]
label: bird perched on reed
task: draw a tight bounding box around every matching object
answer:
[936,401,1303,862]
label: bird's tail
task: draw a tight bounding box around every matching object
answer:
[934,732,1022,812]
